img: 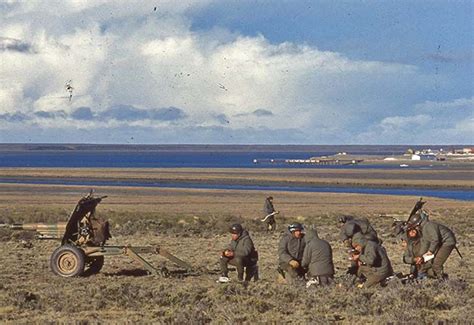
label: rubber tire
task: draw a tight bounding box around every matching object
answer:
[50,245,85,277]
[86,256,104,274]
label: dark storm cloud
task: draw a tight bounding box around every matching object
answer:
[0,123,308,144]
[100,105,148,121]
[234,109,274,118]
[99,105,186,121]
[0,37,35,53]
[215,113,230,124]
[252,109,273,116]
[0,112,31,122]
[149,107,186,121]
[71,107,94,120]
[34,110,67,119]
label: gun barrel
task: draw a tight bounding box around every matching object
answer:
[6,223,67,239]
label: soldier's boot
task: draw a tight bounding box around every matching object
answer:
[244,264,259,282]
[254,266,259,281]
[234,259,245,281]
[269,222,276,232]
[346,263,358,275]
[277,266,287,284]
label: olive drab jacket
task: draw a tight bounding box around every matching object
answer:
[263,198,275,215]
[340,218,380,243]
[278,231,305,264]
[229,230,257,259]
[418,219,456,254]
[403,237,422,265]
[301,229,334,277]
[356,236,393,278]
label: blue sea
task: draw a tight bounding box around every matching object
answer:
[0,144,456,168]
[0,144,472,200]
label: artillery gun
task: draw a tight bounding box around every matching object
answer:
[1,191,192,277]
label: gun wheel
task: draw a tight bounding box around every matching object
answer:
[50,245,85,277]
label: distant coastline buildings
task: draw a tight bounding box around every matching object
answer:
[403,147,474,161]
[253,147,474,166]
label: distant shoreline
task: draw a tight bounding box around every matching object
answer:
[0,167,472,202]
[0,143,471,153]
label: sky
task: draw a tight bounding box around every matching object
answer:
[0,0,472,144]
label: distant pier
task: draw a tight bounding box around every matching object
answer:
[252,158,363,166]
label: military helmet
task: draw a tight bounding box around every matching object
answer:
[407,210,428,228]
[338,215,354,224]
[288,222,304,232]
[229,223,243,235]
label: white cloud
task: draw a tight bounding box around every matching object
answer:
[356,108,473,144]
[379,115,432,130]
[415,97,474,111]
[0,1,470,144]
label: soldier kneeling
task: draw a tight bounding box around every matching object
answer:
[277,222,306,283]
[407,211,457,279]
[218,223,259,283]
[301,228,335,287]
[351,233,393,288]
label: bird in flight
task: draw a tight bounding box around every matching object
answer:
[65,80,74,102]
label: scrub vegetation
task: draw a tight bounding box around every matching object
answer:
[0,181,473,323]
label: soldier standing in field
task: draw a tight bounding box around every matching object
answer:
[301,228,335,287]
[407,210,457,279]
[278,222,306,283]
[262,196,279,232]
[218,223,259,283]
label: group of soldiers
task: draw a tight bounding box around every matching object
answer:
[218,197,459,288]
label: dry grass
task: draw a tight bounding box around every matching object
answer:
[1,167,473,188]
[0,177,473,323]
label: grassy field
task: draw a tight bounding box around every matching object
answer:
[1,167,473,188]
[0,172,473,323]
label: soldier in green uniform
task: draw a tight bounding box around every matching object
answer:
[301,228,335,286]
[339,216,381,275]
[407,211,456,279]
[278,222,306,283]
[398,227,431,279]
[350,233,393,288]
[218,223,259,283]
[339,216,380,245]
[262,196,279,232]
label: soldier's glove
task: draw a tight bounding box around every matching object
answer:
[343,239,352,248]
[289,260,300,269]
